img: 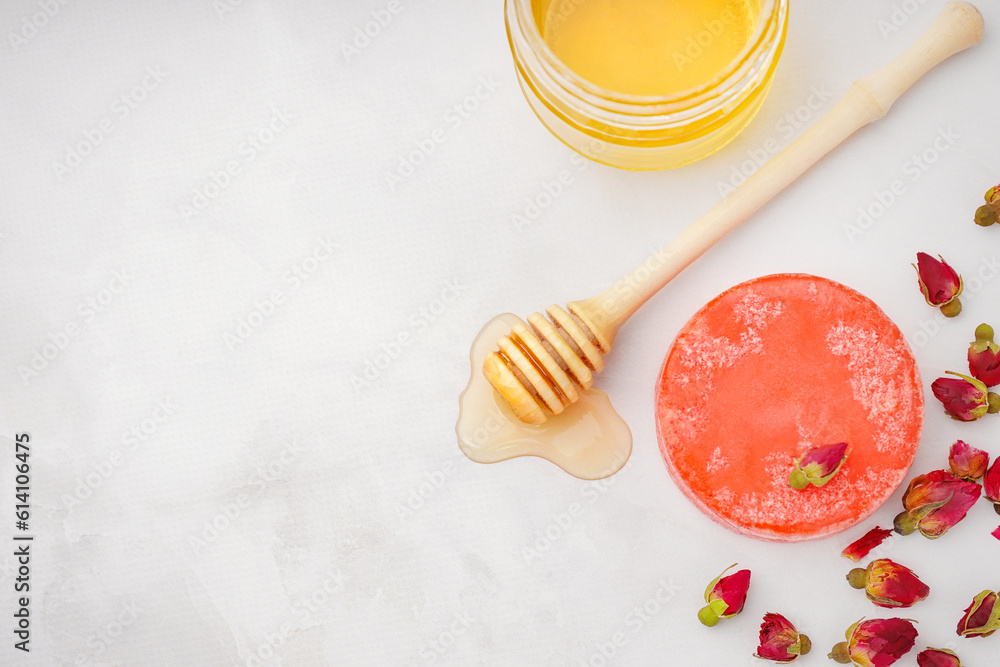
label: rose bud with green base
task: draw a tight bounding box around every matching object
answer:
[754,613,810,663]
[847,559,929,608]
[974,183,999,227]
[914,253,963,317]
[917,647,962,667]
[893,470,981,539]
[968,323,1000,386]
[956,590,1000,638]
[828,617,917,665]
[931,372,999,422]
[788,442,849,490]
[697,564,750,627]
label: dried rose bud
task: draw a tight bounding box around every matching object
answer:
[754,613,811,663]
[917,647,962,667]
[931,372,1000,422]
[984,457,1000,514]
[893,470,981,539]
[968,324,1000,387]
[956,590,1000,638]
[788,442,849,490]
[697,564,750,627]
[828,617,917,665]
[841,527,893,562]
[914,253,963,317]
[975,183,999,227]
[948,440,990,481]
[992,525,1000,541]
[847,558,929,608]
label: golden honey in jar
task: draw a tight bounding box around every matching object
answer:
[506,0,788,169]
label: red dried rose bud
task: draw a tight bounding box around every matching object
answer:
[948,440,989,481]
[956,590,1000,638]
[984,455,1000,512]
[917,647,962,667]
[846,559,929,608]
[975,183,999,227]
[968,324,1000,387]
[914,253,963,317]
[754,613,811,663]
[893,470,981,539]
[788,442,849,490]
[828,617,917,665]
[931,372,999,422]
[841,527,893,562]
[697,564,750,627]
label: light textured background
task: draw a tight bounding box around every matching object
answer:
[1,1,999,665]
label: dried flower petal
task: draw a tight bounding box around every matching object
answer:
[754,613,811,662]
[841,527,893,562]
[829,617,917,665]
[956,590,1000,638]
[789,442,849,489]
[931,372,996,421]
[893,470,981,539]
[847,559,929,608]
[992,525,1000,541]
[698,564,750,627]
[968,324,1000,387]
[984,457,1000,507]
[914,253,963,316]
[917,647,961,667]
[948,440,989,481]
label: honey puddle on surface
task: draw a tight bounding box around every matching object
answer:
[457,314,632,480]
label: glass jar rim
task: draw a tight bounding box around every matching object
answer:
[508,0,787,117]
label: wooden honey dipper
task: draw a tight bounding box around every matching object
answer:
[484,1,985,425]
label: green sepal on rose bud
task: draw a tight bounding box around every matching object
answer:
[788,442,849,490]
[697,564,750,627]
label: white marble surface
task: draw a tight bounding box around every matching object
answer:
[1,1,999,665]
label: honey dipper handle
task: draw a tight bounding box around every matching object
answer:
[570,1,984,348]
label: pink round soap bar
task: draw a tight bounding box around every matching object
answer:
[655,274,923,542]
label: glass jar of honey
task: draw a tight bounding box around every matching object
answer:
[506,0,789,170]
